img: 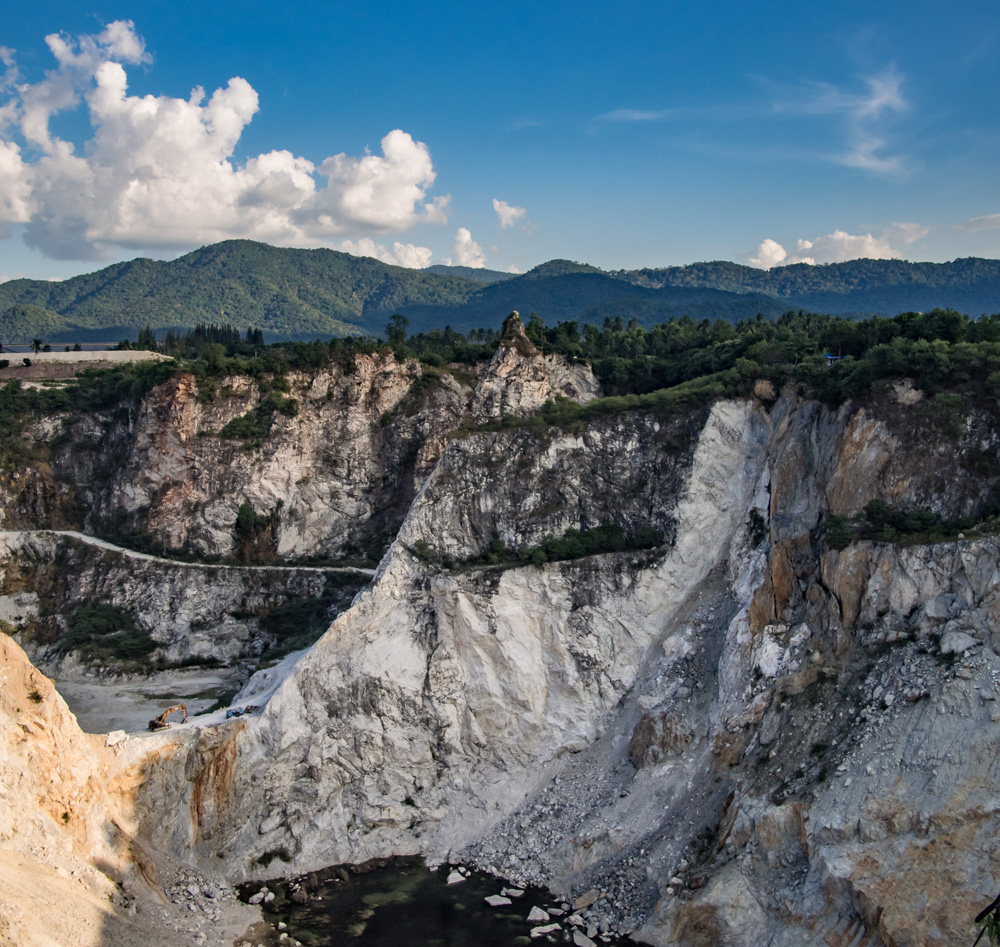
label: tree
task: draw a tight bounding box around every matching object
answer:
[31,339,42,354]
[385,313,409,347]
[136,326,158,351]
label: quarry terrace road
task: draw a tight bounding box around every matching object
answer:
[0,529,377,575]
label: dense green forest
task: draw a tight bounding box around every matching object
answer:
[0,240,479,341]
[388,307,1000,408]
[2,239,999,342]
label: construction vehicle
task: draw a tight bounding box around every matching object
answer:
[148,703,187,731]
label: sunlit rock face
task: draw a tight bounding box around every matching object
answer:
[5,333,1000,947]
[470,313,601,421]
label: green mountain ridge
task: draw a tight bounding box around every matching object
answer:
[2,240,999,342]
[0,240,479,341]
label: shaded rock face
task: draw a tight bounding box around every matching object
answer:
[0,530,366,673]
[1,354,476,560]
[2,343,603,564]
[6,354,1000,947]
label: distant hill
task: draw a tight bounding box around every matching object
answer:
[424,265,516,284]
[0,240,480,342]
[619,258,1000,316]
[1,241,999,343]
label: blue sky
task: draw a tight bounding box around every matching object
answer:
[1,0,998,282]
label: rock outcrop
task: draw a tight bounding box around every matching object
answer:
[471,312,601,420]
[0,529,368,674]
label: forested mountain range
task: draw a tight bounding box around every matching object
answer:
[1,239,999,342]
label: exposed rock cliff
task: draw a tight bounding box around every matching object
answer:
[1,353,475,560]
[470,312,601,420]
[0,633,259,946]
[2,332,603,563]
[4,339,1000,947]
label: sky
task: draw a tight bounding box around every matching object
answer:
[1,0,998,283]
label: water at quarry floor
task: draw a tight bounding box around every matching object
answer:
[240,856,633,947]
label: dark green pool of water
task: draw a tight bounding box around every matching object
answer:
[239,857,632,947]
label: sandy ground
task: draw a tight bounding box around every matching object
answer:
[55,648,307,738]
[56,667,244,734]
[0,350,172,383]
[0,633,272,947]
[0,848,268,947]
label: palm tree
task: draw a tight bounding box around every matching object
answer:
[31,338,42,354]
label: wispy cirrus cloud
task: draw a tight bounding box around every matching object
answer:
[770,68,908,174]
[594,108,679,123]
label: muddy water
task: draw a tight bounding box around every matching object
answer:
[240,857,632,947]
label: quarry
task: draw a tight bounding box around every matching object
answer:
[3,315,1000,947]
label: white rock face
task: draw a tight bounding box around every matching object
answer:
[471,313,600,421]
[141,399,766,877]
[8,352,1000,947]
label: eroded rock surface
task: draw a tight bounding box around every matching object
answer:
[4,349,1000,947]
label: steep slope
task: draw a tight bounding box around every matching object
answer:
[0,634,259,947]
[4,327,1000,946]
[2,352,476,561]
[128,381,1000,947]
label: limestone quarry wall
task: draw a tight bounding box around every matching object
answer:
[0,353,476,561]
[133,385,1000,947]
[4,329,1000,947]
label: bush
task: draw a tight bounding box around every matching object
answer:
[60,603,156,666]
[465,522,662,569]
[823,514,853,550]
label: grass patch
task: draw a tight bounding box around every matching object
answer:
[219,392,300,447]
[415,522,666,571]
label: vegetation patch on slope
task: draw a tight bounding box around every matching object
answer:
[822,500,1000,550]
[58,603,156,669]
[412,523,666,571]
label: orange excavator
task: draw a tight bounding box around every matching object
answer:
[148,704,187,731]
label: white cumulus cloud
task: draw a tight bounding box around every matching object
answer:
[453,227,486,268]
[748,238,787,269]
[749,222,927,267]
[792,230,898,264]
[339,238,432,269]
[492,198,527,229]
[0,22,450,260]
